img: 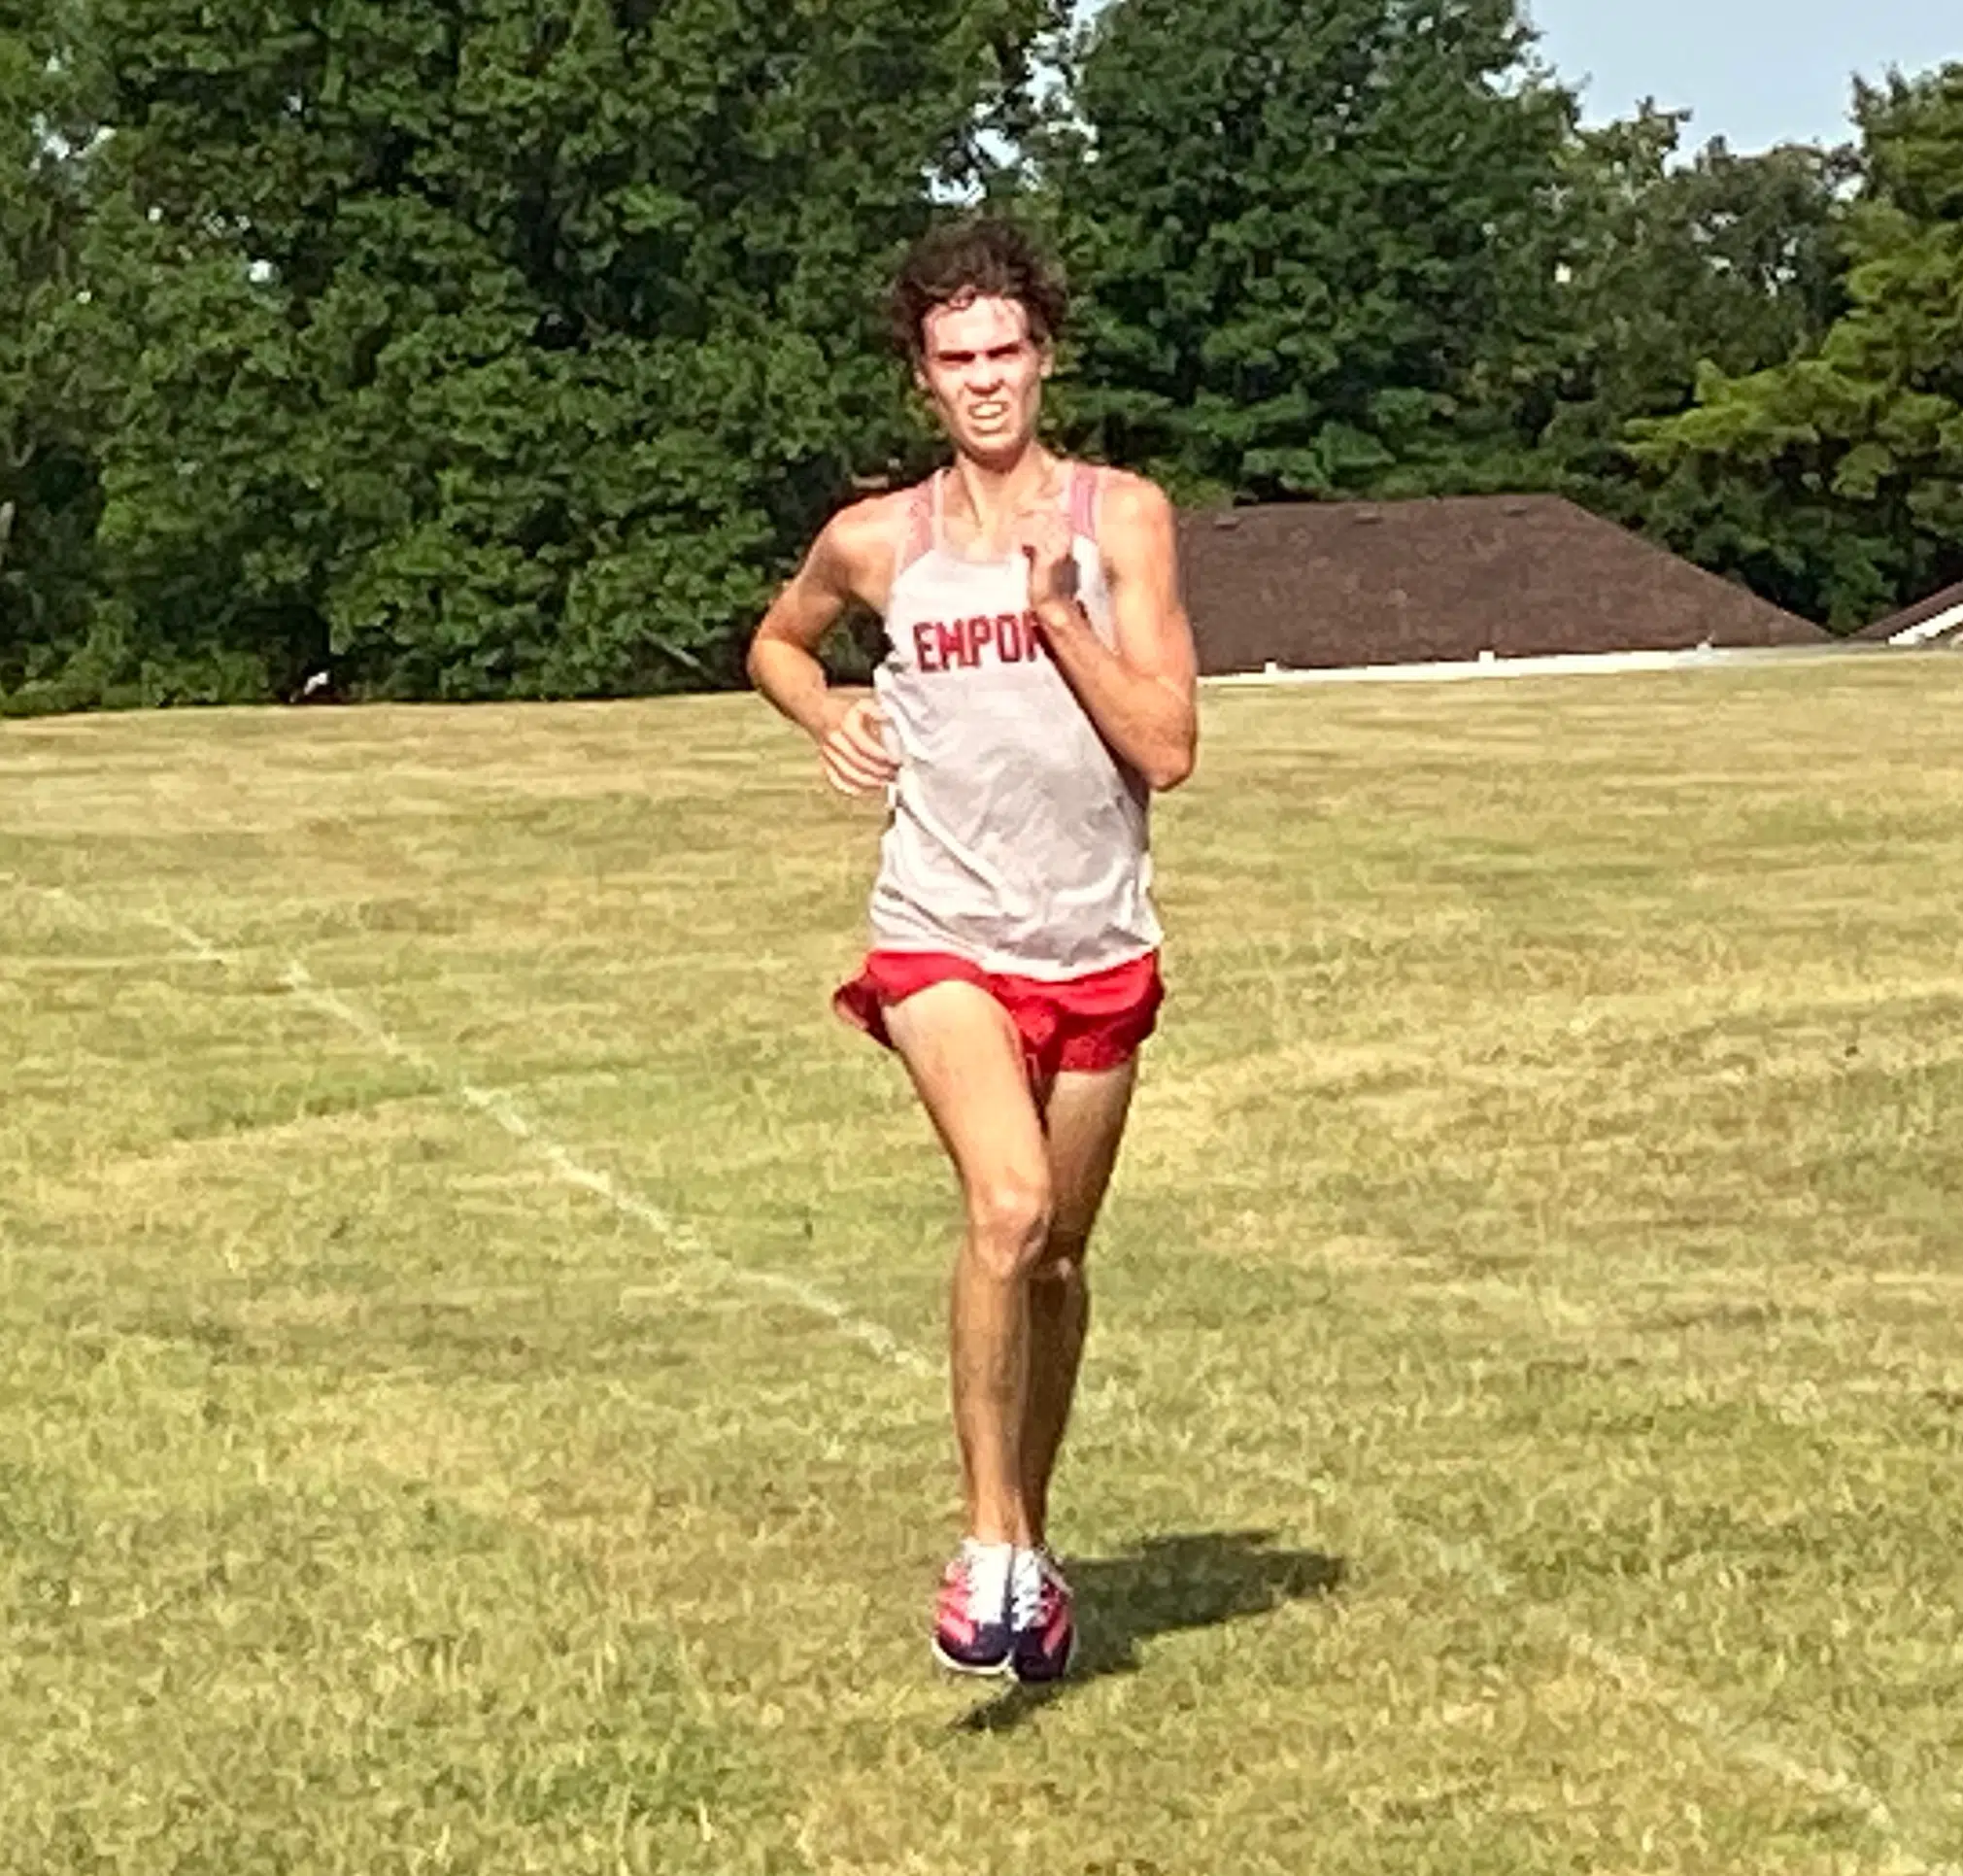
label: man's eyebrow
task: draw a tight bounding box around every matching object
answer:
[931,341,1025,361]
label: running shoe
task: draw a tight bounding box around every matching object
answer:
[932,1540,1015,1676]
[1010,1547,1076,1685]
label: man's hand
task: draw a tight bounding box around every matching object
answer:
[1012,506,1080,612]
[818,693,898,798]
[1009,472,1198,793]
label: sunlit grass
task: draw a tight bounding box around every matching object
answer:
[2,659,1959,1874]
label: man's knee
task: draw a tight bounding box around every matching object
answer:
[965,1168,1054,1279]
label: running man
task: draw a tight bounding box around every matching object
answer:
[746,219,1198,1684]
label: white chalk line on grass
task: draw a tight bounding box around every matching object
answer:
[274,949,936,1380]
[118,902,932,1381]
[12,875,931,1377]
[16,876,1946,1864]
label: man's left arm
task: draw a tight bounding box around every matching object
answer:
[1024,475,1199,792]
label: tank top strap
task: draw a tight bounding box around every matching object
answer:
[893,477,937,581]
[1067,461,1101,543]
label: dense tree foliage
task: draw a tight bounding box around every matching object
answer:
[1048,12,1855,521]
[0,2,102,686]
[0,1,1955,708]
[1047,0,1578,501]
[9,0,1058,706]
[1531,112,1852,513]
[1632,67,1963,628]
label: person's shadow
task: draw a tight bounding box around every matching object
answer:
[956,1529,1345,1734]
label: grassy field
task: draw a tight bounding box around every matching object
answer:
[2,656,1960,1876]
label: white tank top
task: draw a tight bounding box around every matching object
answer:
[867,463,1163,979]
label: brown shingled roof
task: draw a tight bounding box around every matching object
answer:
[1854,580,1963,646]
[1177,495,1827,676]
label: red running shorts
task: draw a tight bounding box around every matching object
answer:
[834,949,1164,1082]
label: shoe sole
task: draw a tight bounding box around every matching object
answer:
[931,1638,1015,1679]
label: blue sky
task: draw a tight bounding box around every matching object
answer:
[1524,0,1961,151]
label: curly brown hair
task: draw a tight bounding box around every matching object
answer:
[889,218,1068,363]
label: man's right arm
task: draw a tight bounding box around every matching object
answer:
[747,501,899,797]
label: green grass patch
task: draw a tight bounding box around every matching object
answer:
[3,662,1960,1873]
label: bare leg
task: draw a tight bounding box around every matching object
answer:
[886,983,1053,1548]
[1023,1060,1136,1547]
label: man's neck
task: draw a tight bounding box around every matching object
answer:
[948,443,1057,546]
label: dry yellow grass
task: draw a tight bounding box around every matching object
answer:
[2,657,1960,1874]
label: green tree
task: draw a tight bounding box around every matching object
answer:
[70,0,1059,703]
[1043,0,1579,502]
[0,1,103,691]
[1630,65,1963,629]
[1534,110,1851,511]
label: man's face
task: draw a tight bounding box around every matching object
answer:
[915,294,1051,461]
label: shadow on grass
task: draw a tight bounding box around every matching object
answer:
[955,1529,1344,1735]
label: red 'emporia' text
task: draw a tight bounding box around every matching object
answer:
[912,611,1049,674]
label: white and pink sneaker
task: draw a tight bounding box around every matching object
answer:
[1010,1547,1076,1684]
[931,1539,1015,1676]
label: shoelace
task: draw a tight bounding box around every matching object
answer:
[1010,1553,1061,1631]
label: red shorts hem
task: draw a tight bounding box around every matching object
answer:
[833,949,1163,1080]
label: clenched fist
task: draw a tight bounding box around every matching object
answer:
[1011,507,1080,613]
[817,694,898,798]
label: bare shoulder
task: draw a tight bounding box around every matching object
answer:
[1095,467,1177,537]
[811,489,912,605]
[823,489,911,557]
[1095,471,1180,583]
[1092,470,1181,593]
